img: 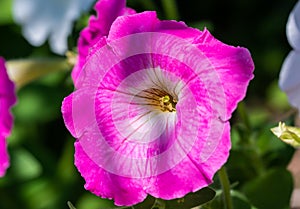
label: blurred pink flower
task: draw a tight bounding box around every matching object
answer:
[0,57,16,177]
[279,0,300,111]
[62,0,254,206]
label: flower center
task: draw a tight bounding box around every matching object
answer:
[137,88,177,112]
[159,95,177,112]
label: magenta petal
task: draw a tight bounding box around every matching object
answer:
[157,20,202,39]
[75,141,147,206]
[92,0,130,36]
[108,11,202,41]
[0,57,16,138]
[0,57,16,177]
[0,136,9,177]
[72,0,136,84]
[195,29,254,119]
[108,11,159,40]
[147,123,230,199]
[61,94,76,137]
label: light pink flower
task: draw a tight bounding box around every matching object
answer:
[62,1,254,206]
[279,0,300,111]
[0,57,16,177]
[13,0,96,55]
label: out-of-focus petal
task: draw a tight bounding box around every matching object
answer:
[0,58,15,136]
[0,57,16,177]
[13,0,95,54]
[279,50,300,110]
[0,136,9,177]
[287,0,300,50]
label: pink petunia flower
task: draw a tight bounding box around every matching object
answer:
[0,57,16,177]
[62,0,254,206]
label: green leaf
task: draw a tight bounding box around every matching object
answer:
[13,83,65,123]
[242,168,293,209]
[131,196,156,209]
[20,179,60,209]
[161,0,179,20]
[11,148,42,180]
[75,193,116,209]
[129,188,215,209]
[0,0,13,25]
[231,190,257,209]
[266,81,290,111]
[201,190,257,209]
[164,187,216,209]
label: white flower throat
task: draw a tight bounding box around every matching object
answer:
[111,67,183,143]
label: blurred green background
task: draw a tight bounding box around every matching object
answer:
[0,0,298,208]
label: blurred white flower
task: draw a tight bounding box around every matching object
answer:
[13,0,95,55]
[279,1,300,111]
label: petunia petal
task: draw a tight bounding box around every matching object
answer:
[147,122,230,199]
[92,0,130,36]
[13,0,95,54]
[0,58,16,137]
[287,0,300,50]
[61,94,76,137]
[0,57,16,177]
[195,29,254,119]
[108,11,202,41]
[75,141,147,206]
[279,50,300,110]
[72,0,135,83]
[0,136,9,177]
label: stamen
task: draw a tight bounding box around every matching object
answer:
[159,95,177,112]
[135,88,177,112]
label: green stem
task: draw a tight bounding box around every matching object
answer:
[153,199,166,209]
[161,0,180,20]
[218,166,233,209]
[67,201,76,209]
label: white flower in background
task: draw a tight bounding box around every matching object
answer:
[13,0,95,55]
[279,0,300,112]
